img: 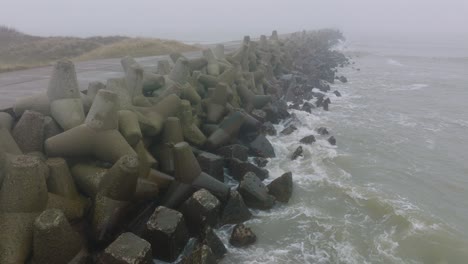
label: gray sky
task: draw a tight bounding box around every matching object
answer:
[1,0,467,42]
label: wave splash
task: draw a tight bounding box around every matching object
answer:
[220,79,468,264]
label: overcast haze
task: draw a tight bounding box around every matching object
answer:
[1,0,468,42]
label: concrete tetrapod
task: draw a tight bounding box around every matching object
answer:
[118,110,142,147]
[163,142,229,208]
[0,155,48,264]
[205,111,245,150]
[45,90,137,163]
[32,209,84,264]
[206,83,228,123]
[152,116,184,174]
[70,162,159,202]
[13,92,50,116]
[91,155,139,243]
[134,93,182,136]
[121,57,151,107]
[203,48,220,76]
[157,59,171,75]
[0,112,22,184]
[169,57,190,85]
[47,60,85,130]
[178,100,206,147]
[237,81,272,111]
[45,157,89,220]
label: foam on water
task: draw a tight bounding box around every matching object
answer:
[386,58,404,67]
[221,56,468,263]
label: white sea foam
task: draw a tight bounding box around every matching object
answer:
[391,83,429,91]
[387,58,404,66]
[221,61,468,263]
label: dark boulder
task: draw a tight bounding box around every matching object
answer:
[301,102,315,113]
[315,96,323,107]
[280,125,297,135]
[98,232,153,264]
[267,172,293,203]
[228,158,269,181]
[181,244,217,264]
[197,152,225,182]
[143,206,189,262]
[216,144,248,162]
[238,172,275,210]
[253,157,268,168]
[328,136,336,145]
[180,189,221,236]
[288,102,301,110]
[316,127,329,135]
[249,135,275,158]
[300,135,316,144]
[250,109,267,123]
[229,224,257,247]
[323,98,331,111]
[291,146,303,160]
[261,122,277,136]
[263,100,290,124]
[202,227,227,260]
[333,90,342,97]
[220,190,252,225]
[338,76,348,83]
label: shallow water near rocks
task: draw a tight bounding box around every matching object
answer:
[219,38,468,263]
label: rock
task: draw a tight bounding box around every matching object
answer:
[267,172,293,203]
[238,172,275,209]
[339,76,348,83]
[328,136,336,145]
[250,109,267,122]
[261,121,277,136]
[228,158,269,181]
[249,134,275,158]
[315,96,323,107]
[280,124,297,135]
[197,152,224,182]
[181,244,217,264]
[333,90,342,97]
[291,146,303,160]
[216,144,248,162]
[301,102,315,113]
[32,209,84,264]
[263,100,290,124]
[203,227,227,259]
[323,98,331,111]
[180,189,221,235]
[220,190,252,225]
[143,206,189,262]
[299,135,316,144]
[253,157,268,168]
[316,127,329,135]
[229,224,256,247]
[12,110,46,153]
[288,102,301,110]
[99,232,153,264]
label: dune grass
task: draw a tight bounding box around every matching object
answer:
[76,38,199,61]
[0,26,200,73]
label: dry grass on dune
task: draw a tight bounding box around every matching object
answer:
[0,26,200,73]
[76,38,200,61]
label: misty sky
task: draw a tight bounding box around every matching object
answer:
[1,0,467,42]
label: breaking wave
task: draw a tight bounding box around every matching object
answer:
[219,72,468,263]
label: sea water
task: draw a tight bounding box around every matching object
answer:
[219,35,468,264]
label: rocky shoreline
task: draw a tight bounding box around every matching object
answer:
[0,29,348,263]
